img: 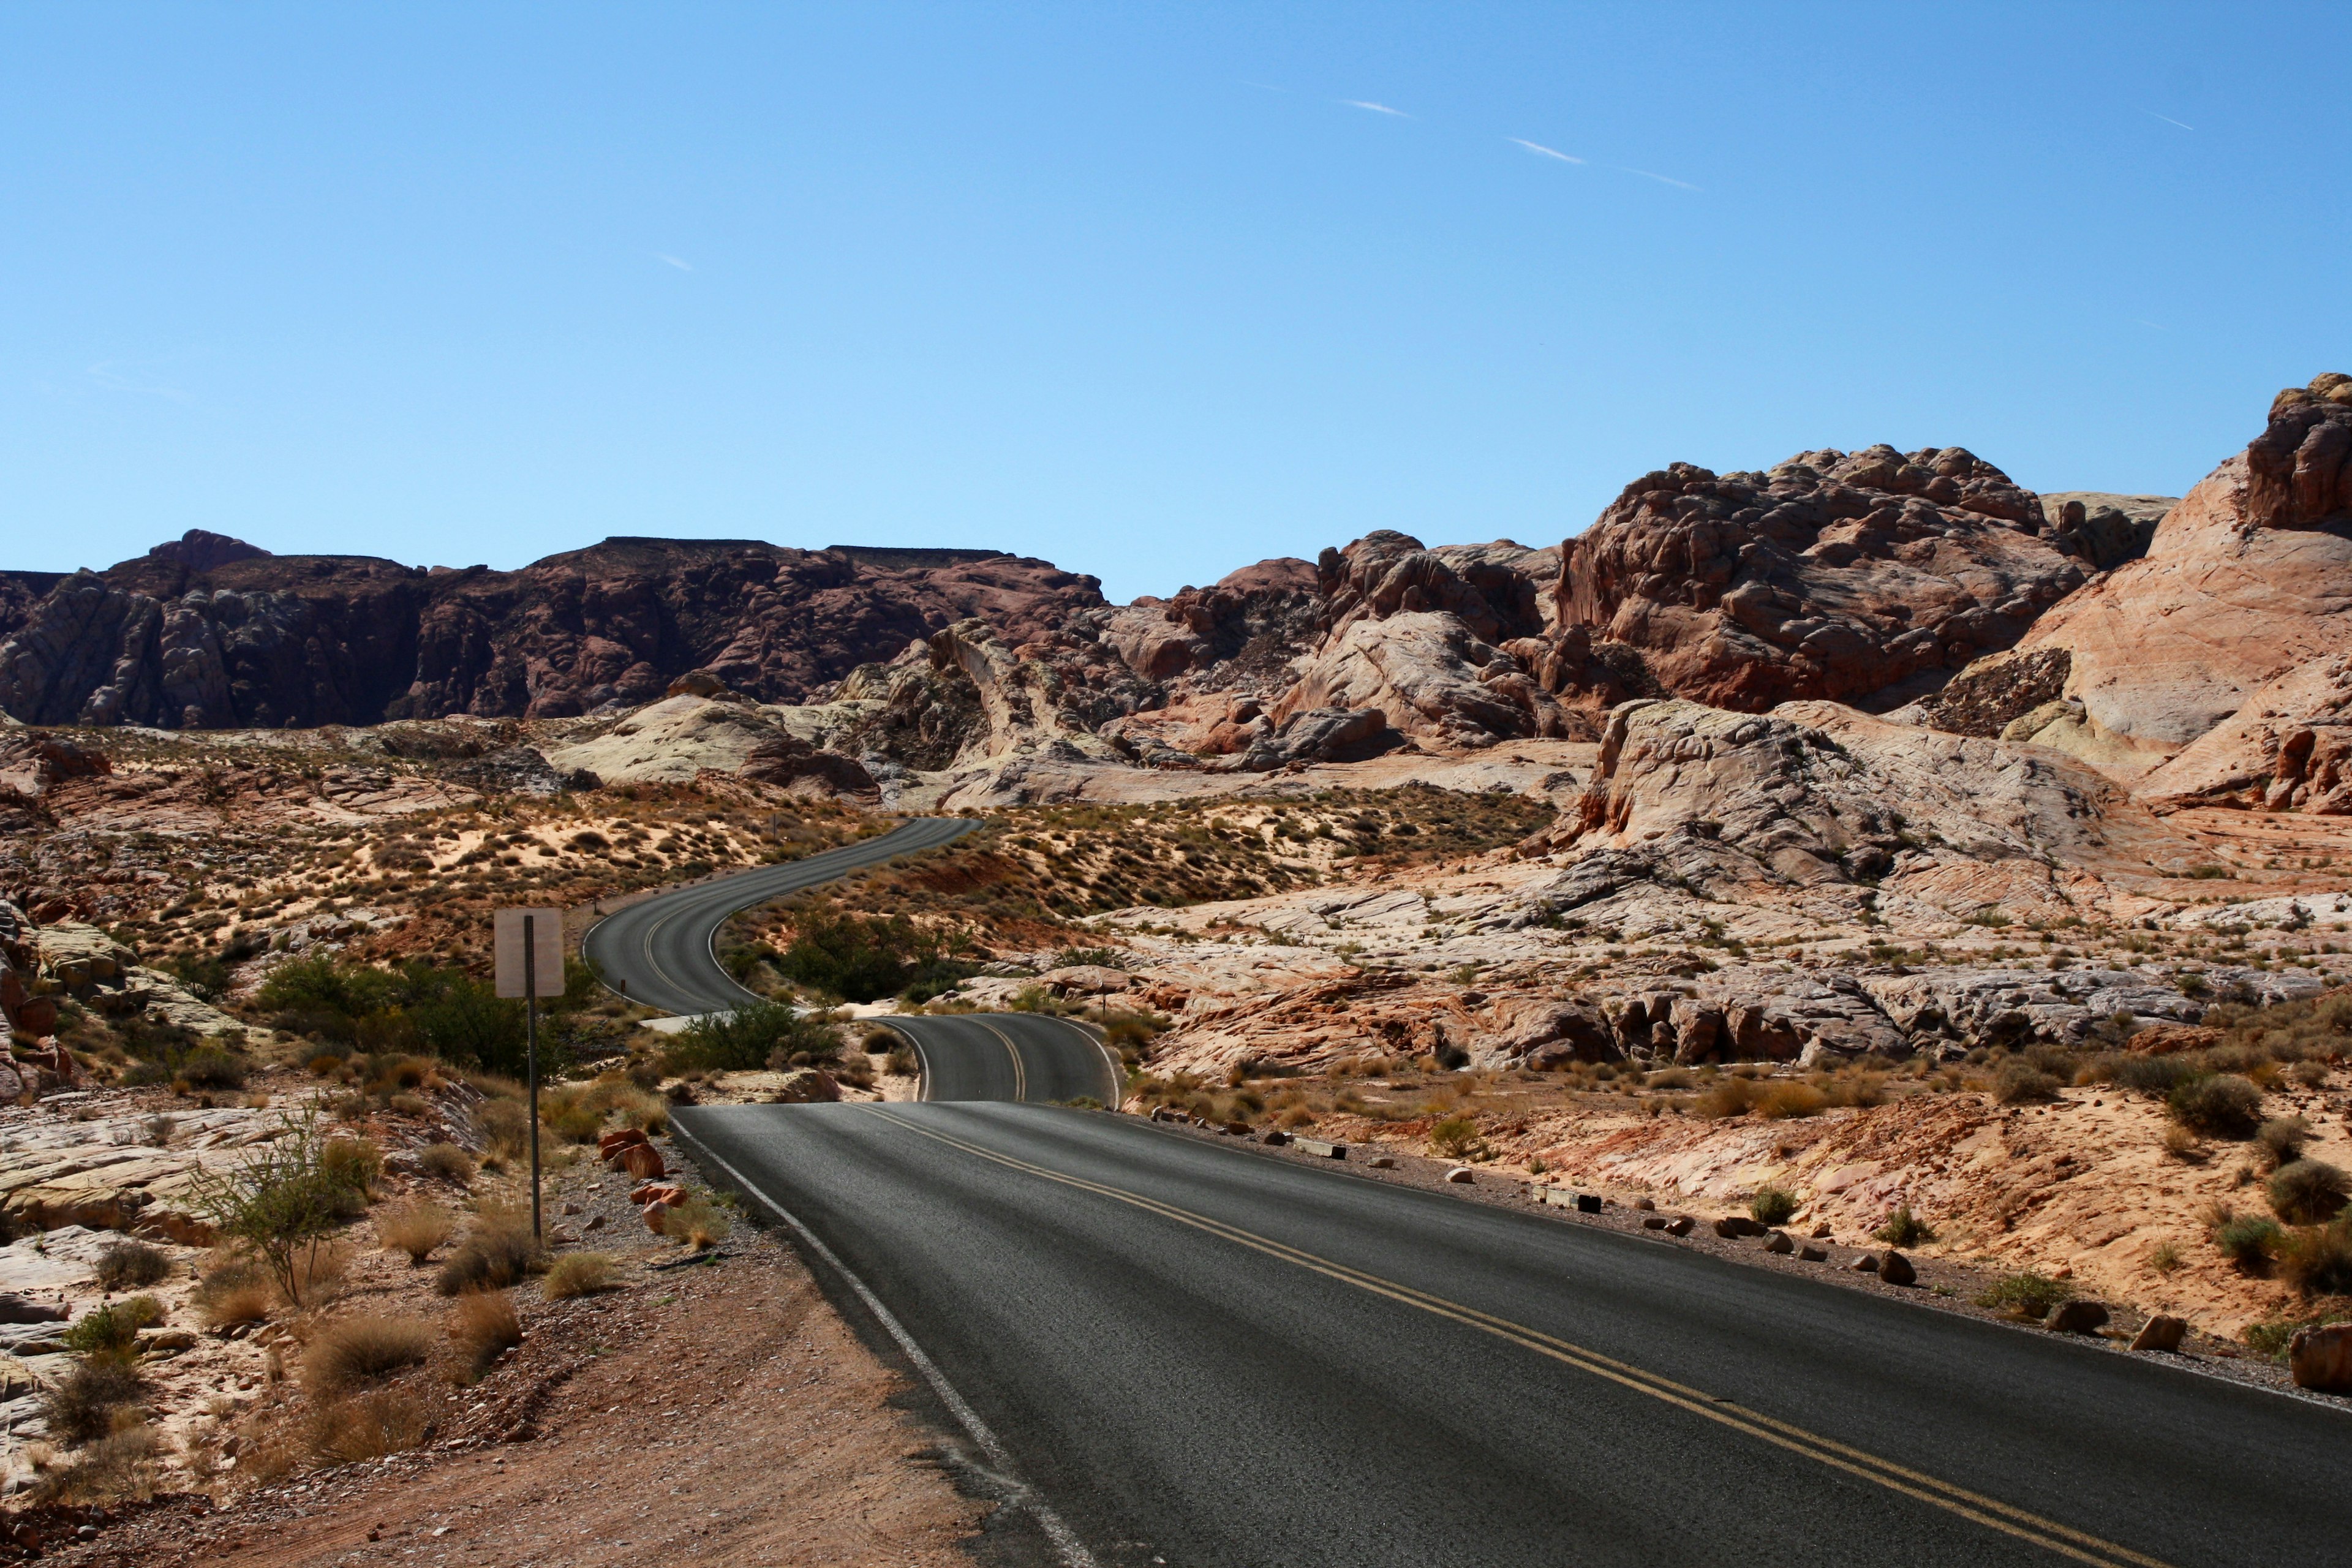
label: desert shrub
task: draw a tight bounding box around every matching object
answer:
[418,1142,477,1183]
[1753,1081,1827,1119]
[1976,1271,2073,1319]
[541,1252,618,1300]
[1874,1205,1936,1246]
[28,1423,162,1504]
[2215,1215,2285,1269]
[475,1097,529,1159]
[1428,1114,1480,1158]
[177,1047,250,1091]
[666,1000,842,1074]
[775,907,970,1003]
[2168,1074,2263,1139]
[187,1110,373,1307]
[450,1290,522,1379]
[320,1136,383,1202]
[1749,1186,1800,1227]
[309,1387,433,1465]
[1694,1078,1754,1119]
[2149,1240,2183,1273]
[41,1360,150,1446]
[303,1314,434,1397]
[2269,1159,2350,1224]
[437,1215,541,1295]
[2111,1055,2202,1096]
[62,1296,164,1361]
[192,1256,273,1328]
[2280,1217,2352,1297]
[2160,1123,2203,1160]
[657,1194,731,1249]
[379,1199,458,1264]
[93,1240,171,1292]
[1995,1065,2062,1104]
[2256,1116,2313,1169]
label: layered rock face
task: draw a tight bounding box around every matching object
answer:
[1991,374,2352,788]
[1555,446,2094,713]
[0,534,1104,729]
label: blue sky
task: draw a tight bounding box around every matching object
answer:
[4,4,2348,603]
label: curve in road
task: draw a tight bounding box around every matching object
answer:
[674,1099,2351,1568]
[583,815,1117,1106]
[584,816,975,1017]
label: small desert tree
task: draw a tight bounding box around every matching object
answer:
[185,1109,368,1308]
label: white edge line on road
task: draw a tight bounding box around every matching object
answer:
[669,1118,1101,1568]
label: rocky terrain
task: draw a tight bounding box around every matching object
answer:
[0,375,2348,1546]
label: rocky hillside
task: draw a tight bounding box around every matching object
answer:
[0,537,1104,729]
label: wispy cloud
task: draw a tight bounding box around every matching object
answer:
[1341,100,1409,118]
[83,360,192,403]
[1509,138,1585,164]
[1621,167,1699,191]
[657,254,693,271]
[2144,110,2195,131]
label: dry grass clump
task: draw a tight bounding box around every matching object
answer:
[418,1142,477,1183]
[27,1424,162,1504]
[93,1240,172,1292]
[193,1256,274,1329]
[436,1212,543,1295]
[1695,1077,1827,1120]
[40,1360,151,1446]
[450,1291,522,1380]
[475,1098,530,1163]
[304,1314,435,1397]
[2279,1216,2352,1296]
[656,1194,731,1250]
[379,1199,459,1264]
[318,1135,383,1203]
[310,1387,434,1466]
[1749,1186,1799,1227]
[540,1251,619,1300]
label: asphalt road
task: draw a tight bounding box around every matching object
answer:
[582,815,1117,1105]
[582,816,975,1017]
[673,1101,2352,1568]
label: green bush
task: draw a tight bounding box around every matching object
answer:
[1428,1115,1479,1159]
[774,907,971,1003]
[666,1001,843,1074]
[186,1110,375,1307]
[1874,1205,1936,1246]
[2168,1074,2264,1138]
[1749,1186,1800,1227]
[62,1296,164,1360]
[2215,1215,2284,1269]
[2111,1054,2202,1096]
[2269,1159,2350,1225]
[1975,1272,2073,1319]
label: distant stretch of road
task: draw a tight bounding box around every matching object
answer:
[582,815,1117,1106]
[671,1101,2351,1568]
[583,816,974,1017]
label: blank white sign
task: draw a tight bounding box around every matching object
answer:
[493,908,565,1000]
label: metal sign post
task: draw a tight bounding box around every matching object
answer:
[494,907,564,1243]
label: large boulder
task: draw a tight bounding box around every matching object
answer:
[2289,1322,2352,1392]
[1556,445,2090,714]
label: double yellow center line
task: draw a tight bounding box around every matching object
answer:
[867,1108,2172,1568]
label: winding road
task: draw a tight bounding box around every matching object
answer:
[582,815,1118,1105]
[599,813,2351,1566]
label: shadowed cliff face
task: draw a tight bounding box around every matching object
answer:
[0,535,1103,729]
